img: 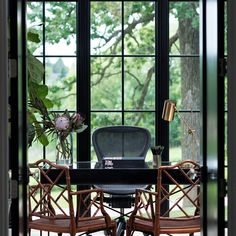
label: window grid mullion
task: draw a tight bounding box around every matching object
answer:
[42,1,46,162]
[156,0,169,161]
[121,1,125,124]
[77,0,91,161]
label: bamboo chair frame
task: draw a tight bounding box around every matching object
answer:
[126,160,200,236]
[28,159,116,236]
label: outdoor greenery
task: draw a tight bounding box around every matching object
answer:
[27,1,200,161]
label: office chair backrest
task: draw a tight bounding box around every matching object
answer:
[92,125,151,161]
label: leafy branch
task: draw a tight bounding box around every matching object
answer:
[27,31,54,147]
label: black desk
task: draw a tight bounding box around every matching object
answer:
[43,161,193,185]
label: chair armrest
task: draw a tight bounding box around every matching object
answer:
[129,188,158,223]
[70,188,113,227]
[70,187,103,196]
[135,188,158,196]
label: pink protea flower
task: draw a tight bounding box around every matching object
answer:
[54,116,70,131]
[72,113,84,126]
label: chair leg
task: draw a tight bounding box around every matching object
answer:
[126,226,131,236]
[104,227,117,236]
[104,230,110,236]
[113,226,117,236]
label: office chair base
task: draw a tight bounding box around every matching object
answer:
[116,216,126,236]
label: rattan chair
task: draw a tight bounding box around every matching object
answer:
[92,125,151,235]
[28,159,116,236]
[126,160,200,236]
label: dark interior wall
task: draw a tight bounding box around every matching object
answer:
[0,0,9,234]
[227,1,236,236]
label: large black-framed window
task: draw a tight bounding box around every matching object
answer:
[26,0,201,164]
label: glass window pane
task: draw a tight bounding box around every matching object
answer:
[28,142,43,163]
[91,112,122,160]
[169,116,181,162]
[169,57,200,110]
[91,57,122,110]
[124,57,155,110]
[124,112,155,161]
[224,2,227,56]
[169,112,200,162]
[27,2,43,55]
[169,2,199,55]
[45,57,76,110]
[91,2,122,55]
[91,112,122,131]
[169,57,181,105]
[124,2,155,55]
[225,76,228,111]
[124,112,155,140]
[45,2,76,56]
[225,112,227,166]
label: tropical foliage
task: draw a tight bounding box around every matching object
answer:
[27,30,53,146]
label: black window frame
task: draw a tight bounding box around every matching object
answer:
[26,0,202,164]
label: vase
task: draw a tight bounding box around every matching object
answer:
[153,154,161,168]
[56,134,73,166]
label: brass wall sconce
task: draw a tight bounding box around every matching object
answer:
[162,99,196,161]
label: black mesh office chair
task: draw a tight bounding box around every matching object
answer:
[92,125,151,236]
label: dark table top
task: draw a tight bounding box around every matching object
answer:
[42,161,192,185]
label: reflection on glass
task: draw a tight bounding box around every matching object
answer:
[46,57,76,110]
[91,2,122,55]
[45,2,76,55]
[124,57,155,110]
[124,2,155,55]
[169,2,199,55]
[91,57,122,110]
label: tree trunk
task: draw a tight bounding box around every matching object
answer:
[177,4,200,208]
[178,5,200,162]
